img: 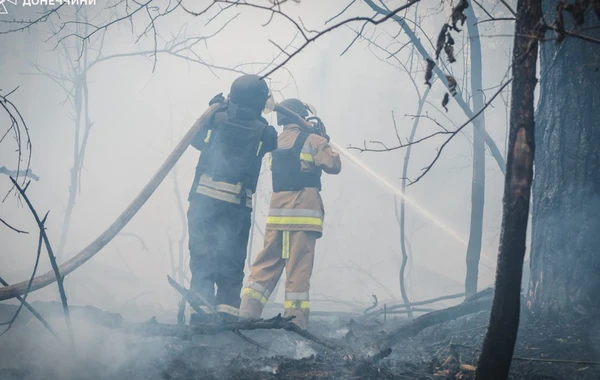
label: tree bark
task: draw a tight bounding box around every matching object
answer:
[464,4,486,297]
[475,0,541,378]
[529,2,600,317]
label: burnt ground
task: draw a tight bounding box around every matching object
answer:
[0,303,599,380]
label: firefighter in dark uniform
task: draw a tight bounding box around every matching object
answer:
[187,74,278,323]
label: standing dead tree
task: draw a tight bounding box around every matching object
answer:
[392,83,430,319]
[475,0,542,378]
[464,3,487,297]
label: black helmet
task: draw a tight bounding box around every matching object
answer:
[276,98,310,126]
[229,74,270,113]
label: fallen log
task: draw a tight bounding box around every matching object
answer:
[0,301,341,350]
[0,103,222,301]
[382,288,493,348]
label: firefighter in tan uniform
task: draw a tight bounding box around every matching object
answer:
[239,98,341,329]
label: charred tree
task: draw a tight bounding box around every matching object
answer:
[476,0,541,378]
[464,3,486,297]
[529,2,600,317]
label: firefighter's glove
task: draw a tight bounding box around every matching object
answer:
[209,92,225,106]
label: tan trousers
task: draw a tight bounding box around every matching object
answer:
[239,229,317,329]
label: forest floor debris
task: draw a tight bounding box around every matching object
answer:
[0,301,599,380]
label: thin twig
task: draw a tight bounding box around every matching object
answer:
[260,0,422,78]
[0,217,28,234]
[351,79,511,185]
[500,0,517,16]
[325,0,357,25]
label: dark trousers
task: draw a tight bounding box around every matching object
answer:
[188,195,251,311]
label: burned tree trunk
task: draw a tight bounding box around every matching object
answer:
[464,4,486,297]
[475,0,541,378]
[529,2,600,317]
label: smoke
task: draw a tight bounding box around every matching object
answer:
[0,2,517,376]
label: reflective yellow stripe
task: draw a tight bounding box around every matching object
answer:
[216,304,239,316]
[246,282,272,299]
[269,209,323,218]
[242,288,268,305]
[267,216,323,226]
[256,141,263,156]
[282,231,290,259]
[299,152,314,162]
[199,175,247,195]
[204,129,212,143]
[199,306,213,314]
[196,186,252,207]
[284,300,310,309]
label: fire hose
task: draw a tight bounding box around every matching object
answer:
[0,103,473,301]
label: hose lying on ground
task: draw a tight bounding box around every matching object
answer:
[0,103,221,301]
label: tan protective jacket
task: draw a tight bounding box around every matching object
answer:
[266,124,342,237]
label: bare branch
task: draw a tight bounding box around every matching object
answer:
[0,4,65,35]
[9,178,74,347]
[348,130,453,153]
[364,0,507,174]
[500,0,517,17]
[350,79,511,185]
[0,275,60,340]
[406,79,512,185]
[0,217,29,234]
[260,0,421,78]
[0,88,33,200]
[1,214,46,335]
[181,0,420,78]
[325,0,357,25]
[0,166,40,181]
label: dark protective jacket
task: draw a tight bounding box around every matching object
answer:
[189,101,278,208]
[265,124,341,236]
[271,131,322,192]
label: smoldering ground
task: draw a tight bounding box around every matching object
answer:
[1,298,599,380]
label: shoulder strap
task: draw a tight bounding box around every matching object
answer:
[292,132,310,155]
[237,119,268,206]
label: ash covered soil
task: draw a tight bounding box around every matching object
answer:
[0,304,599,380]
